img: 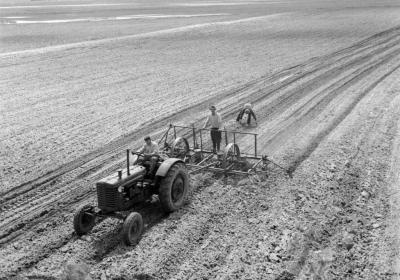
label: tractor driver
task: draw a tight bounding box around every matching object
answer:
[136,136,159,174]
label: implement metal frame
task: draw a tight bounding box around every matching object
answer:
[162,123,259,156]
[158,124,279,177]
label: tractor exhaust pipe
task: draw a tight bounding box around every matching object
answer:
[126,149,130,176]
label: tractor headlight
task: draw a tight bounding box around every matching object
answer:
[118,186,124,193]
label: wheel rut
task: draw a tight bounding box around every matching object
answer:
[2,26,400,278]
[287,61,400,173]
[262,45,400,155]
[0,67,306,246]
[3,26,399,242]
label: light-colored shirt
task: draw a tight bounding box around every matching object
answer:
[138,141,159,155]
[204,113,222,129]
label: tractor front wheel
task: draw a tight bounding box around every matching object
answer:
[73,204,96,236]
[159,163,189,212]
[122,212,143,245]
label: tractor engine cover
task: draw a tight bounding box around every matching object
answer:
[96,166,146,212]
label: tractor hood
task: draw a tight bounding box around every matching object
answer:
[97,166,146,187]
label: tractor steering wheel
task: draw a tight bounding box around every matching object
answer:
[130,151,145,165]
[131,151,145,157]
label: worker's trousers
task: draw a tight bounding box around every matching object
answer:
[210,128,222,153]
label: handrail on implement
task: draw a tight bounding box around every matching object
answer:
[168,123,258,157]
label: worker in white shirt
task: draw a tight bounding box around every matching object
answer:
[135,136,159,174]
[203,105,222,153]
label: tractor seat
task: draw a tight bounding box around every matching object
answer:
[142,160,152,170]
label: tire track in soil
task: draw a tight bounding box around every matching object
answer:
[1,26,400,277]
[158,183,279,280]
[0,78,264,207]
[12,177,219,279]
[161,34,400,280]
[1,69,303,256]
[0,26,396,246]
[229,29,400,162]
[153,26,400,157]
[57,27,400,275]
[0,58,320,246]
[84,175,214,266]
[258,45,400,167]
[88,173,282,280]
[286,61,400,174]
[283,87,400,279]
[1,201,167,279]
[54,35,400,275]
[265,37,400,126]
[91,181,240,280]
[4,25,400,203]
[215,28,400,148]
[3,24,399,202]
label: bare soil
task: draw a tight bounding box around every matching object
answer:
[1,1,400,279]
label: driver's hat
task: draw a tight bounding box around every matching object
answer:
[144,136,151,141]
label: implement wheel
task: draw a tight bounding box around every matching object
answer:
[171,137,190,159]
[122,212,143,245]
[73,204,96,236]
[222,143,241,169]
[159,162,189,212]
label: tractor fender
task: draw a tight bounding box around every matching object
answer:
[156,158,185,177]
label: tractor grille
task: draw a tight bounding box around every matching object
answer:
[96,183,118,211]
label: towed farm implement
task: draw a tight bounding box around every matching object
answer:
[160,124,292,181]
[73,124,291,244]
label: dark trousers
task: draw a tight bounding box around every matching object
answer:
[210,128,222,152]
[139,155,159,174]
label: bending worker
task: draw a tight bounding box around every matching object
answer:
[203,105,222,153]
[236,103,257,126]
[135,136,159,174]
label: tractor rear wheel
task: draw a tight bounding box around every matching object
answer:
[171,137,189,159]
[122,212,143,245]
[159,163,189,212]
[73,204,96,236]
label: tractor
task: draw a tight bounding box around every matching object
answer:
[73,150,189,245]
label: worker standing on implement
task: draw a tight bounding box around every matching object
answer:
[203,105,222,153]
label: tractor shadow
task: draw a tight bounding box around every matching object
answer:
[92,199,168,262]
[91,173,221,263]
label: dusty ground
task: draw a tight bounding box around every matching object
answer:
[1,0,400,279]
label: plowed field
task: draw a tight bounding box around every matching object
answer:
[1,0,400,279]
